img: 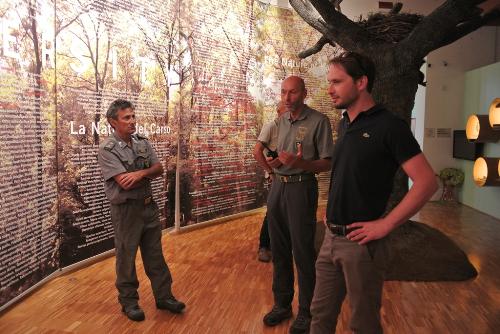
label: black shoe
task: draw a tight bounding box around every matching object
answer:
[156,296,186,313]
[263,305,293,326]
[121,305,145,322]
[289,312,311,334]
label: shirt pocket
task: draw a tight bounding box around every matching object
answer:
[135,151,151,170]
[114,150,134,171]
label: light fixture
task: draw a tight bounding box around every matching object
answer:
[466,115,500,142]
[473,157,500,187]
[488,98,500,129]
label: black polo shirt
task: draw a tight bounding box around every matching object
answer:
[326,104,421,225]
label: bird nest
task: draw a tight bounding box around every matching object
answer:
[357,12,423,44]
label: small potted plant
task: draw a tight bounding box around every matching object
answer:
[438,167,465,201]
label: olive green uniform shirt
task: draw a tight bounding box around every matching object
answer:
[275,105,334,175]
[98,132,159,204]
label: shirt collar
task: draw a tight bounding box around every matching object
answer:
[342,104,383,122]
[287,105,310,123]
[113,132,135,149]
[364,104,384,116]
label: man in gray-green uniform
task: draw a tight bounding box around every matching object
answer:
[98,99,185,321]
[263,76,333,334]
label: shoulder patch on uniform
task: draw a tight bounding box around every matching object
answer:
[134,133,148,140]
[104,141,116,151]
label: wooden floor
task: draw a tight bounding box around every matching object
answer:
[1,202,499,334]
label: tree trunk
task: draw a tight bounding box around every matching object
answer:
[369,49,421,210]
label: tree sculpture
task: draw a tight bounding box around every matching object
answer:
[290,0,500,206]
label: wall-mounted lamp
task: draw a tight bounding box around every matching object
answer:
[466,114,500,142]
[488,98,500,129]
[473,157,500,187]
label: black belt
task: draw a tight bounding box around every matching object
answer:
[327,222,349,236]
[276,174,315,183]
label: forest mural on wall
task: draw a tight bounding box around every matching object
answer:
[0,0,338,308]
[0,0,58,308]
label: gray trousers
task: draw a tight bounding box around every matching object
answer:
[267,178,318,314]
[110,200,173,309]
[310,229,387,334]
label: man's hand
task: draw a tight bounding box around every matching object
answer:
[115,170,146,190]
[278,143,303,168]
[346,218,393,245]
[266,156,283,169]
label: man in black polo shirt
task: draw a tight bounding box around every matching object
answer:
[263,76,333,334]
[310,52,437,334]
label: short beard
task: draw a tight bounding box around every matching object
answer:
[333,95,357,110]
[286,103,303,113]
[333,103,348,110]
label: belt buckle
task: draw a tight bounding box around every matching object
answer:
[144,196,152,205]
[328,223,346,236]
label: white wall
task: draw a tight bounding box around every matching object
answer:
[424,27,500,168]
[458,62,500,219]
[423,27,500,200]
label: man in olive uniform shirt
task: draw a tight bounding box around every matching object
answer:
[98,99,185,321]
[263,76,333,334]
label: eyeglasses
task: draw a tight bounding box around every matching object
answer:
[340,51,369,77]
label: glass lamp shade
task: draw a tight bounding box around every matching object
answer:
[473,157,500,187]
[489,98,500,129]
[466,114,500,143]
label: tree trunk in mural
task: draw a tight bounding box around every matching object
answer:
[21,0,47,267]
[75,14,112,145]
[290,0,500,208]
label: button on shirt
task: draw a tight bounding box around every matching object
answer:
[274,105,334,175]
[98,132,159,204]
[326,105,421,225]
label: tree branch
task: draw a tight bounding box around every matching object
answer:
[435,8,500,50]
[298,35,334,58]
[307,0,373,50]
[390,3,403,15]
[289,0,330,35]
[290,0,373,55]
[399,0,489,58]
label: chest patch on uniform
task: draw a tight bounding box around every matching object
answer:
[104,141,116,151]
[362,132,370,138]
[296,126,308,141]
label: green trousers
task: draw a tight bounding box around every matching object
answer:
[110,199,173,308]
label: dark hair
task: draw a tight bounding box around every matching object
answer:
[329,51,376,92]
[106,99,134,120]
